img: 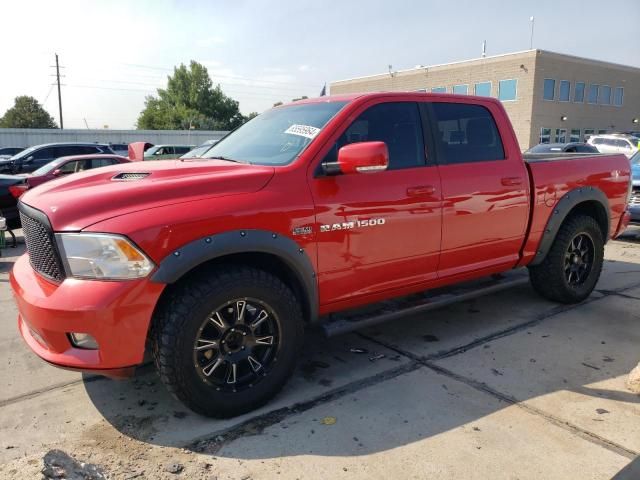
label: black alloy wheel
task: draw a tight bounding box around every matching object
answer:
[563,233,595,286]
[193,298,280,392]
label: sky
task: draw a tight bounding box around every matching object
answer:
[1,0,638,129]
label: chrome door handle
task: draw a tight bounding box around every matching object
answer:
[407,185,436,196]
[501,177,523,186]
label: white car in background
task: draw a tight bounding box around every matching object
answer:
[587,134,639,158]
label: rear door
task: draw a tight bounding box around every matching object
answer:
[57,159,91,175]
[427,101,530,278]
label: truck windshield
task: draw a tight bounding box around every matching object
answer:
[202,101,348,165]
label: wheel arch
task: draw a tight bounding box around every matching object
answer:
[530,186,610,266]
[150,230,318,324]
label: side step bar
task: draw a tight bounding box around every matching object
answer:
[321,269,530,337]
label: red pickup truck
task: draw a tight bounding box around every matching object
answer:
[11,93,632,417]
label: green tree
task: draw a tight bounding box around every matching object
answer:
[137,61,247,130]
[0,96,57,128]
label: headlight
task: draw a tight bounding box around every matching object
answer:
[56,233,154,280]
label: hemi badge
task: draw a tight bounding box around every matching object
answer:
[292,226,313,236]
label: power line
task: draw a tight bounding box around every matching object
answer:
[73,77,314,95]
[64,83,313,100]
[117,61,320,88]
[41,85,55,105]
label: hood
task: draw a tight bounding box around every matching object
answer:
[20,159,275,230]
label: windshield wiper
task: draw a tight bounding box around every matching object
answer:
[207,155,250,164]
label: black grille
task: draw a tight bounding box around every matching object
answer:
[631,188,640,207]
[19,211,65,282]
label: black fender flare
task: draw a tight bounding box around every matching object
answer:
[530,186,610,266]
[150,229,318,322]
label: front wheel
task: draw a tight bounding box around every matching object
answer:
[153,266,304,418]
[528,215,604,304]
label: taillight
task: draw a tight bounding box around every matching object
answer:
[9,184,28,199]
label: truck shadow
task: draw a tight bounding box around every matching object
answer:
[0,231,25,274]
[617,225,640,244]
[83,257,640,473]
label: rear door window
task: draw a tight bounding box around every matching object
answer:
[31,147,56,160]
[429,102,505,164]
[576,145,596,153]
[77,146,101,155]
[91,158,117,168]
[594,138,616,147]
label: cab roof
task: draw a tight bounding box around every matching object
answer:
[283,91,501,107]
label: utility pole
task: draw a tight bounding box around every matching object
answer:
[55,53,63,129]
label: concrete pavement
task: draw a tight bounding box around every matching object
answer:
[0,228,638,479]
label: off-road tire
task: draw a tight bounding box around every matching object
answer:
[152,266,304,418]
[528,214,604,304]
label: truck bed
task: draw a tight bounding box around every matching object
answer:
[518,152,630,266]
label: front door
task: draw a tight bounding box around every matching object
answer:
[309,101,442,306]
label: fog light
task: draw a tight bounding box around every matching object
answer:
[68,333,99,350]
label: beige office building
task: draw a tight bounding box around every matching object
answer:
[330,50,640,150]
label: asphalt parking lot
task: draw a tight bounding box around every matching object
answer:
[0,228,639,480]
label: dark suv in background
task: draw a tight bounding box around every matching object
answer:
[0,147,25,159]
[0,143,115,174]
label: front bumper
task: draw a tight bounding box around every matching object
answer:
[629,206,640,224]
[10,254,165,376]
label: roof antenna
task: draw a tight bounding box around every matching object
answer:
[482,40,487,58]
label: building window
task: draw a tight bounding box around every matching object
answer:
[599,85,612,105]
[431,86,447,93]
[574,82,585,103]
[613,87,624,106]
[559,81,571,102]
[570,129,581,143]
[598,129,608,134]
[498,79,517,101]
[540,127,551,144]
[588,84,599,104]
[474,81,491,97]
[453,84,468,95]
[543,79,555,100]
[583,129,595,142]
[555,128,567,143]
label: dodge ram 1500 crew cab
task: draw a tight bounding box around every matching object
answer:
[11,93,632,417]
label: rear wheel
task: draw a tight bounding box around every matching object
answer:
[528,215,604,303]
[153,266,304,418]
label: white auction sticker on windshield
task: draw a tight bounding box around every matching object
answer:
[284,124,321,139]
